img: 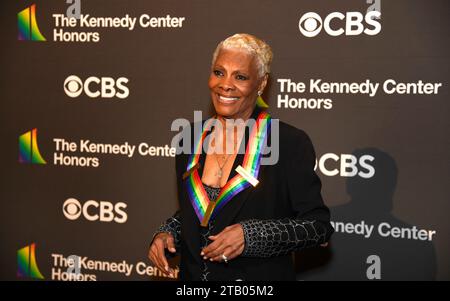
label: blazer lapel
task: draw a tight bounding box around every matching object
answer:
[209,117,273,234]
[182,107,270,247]
[199,108,265,234]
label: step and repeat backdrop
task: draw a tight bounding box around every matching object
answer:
[1,0,448,281]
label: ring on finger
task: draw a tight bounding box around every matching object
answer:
[221,254,228,263]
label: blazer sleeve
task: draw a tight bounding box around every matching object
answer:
[149,152,187,250]
[151,210,182,248]
[240,130,334,258]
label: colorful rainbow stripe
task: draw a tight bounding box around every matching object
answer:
[19,128,46,164]
[18,4,46,41]
[17,243,44,279]
[185,111,271,225]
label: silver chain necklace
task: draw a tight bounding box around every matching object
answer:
[211,123,241,179]
[215,153,232,178]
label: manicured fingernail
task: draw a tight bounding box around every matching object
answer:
[203,256,207,260]
[210,258,213,261]
[165,266,169,271]
[200,251,204,256]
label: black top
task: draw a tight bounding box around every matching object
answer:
[169,107,334,280]
[198,183,221,281]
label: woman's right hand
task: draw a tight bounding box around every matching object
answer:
[148,232,177,277]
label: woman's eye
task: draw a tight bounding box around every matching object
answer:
[213,70,223,76]
[236,75,248,81]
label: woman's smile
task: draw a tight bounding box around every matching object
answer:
[216,93,241,104]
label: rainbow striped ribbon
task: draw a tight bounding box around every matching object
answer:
[185,111,271,226]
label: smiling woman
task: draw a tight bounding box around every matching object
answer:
[148,33,334,281]
[209,49,265,120]
[209,35,271,121]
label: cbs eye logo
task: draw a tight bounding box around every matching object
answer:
[64,75,83,98]
[299,12,323,37]
[64,75,129,99]
[63,198,82,220]
[63,198,128,223]
[299,11,381,37]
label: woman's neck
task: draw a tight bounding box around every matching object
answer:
[216,104,254,127]
[211,118,248,155]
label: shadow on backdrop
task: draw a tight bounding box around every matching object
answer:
[295,148,437,280]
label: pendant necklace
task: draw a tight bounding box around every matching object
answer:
[215,153,231,178]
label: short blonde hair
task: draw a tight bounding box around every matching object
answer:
[212,33,273,78]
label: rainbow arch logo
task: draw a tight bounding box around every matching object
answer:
[18,4,46,41]
[17,243,45,279]
[19,128,47,164]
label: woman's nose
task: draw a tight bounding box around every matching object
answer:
[219,76,235,91]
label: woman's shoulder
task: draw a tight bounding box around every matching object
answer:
[273,119,317,165]
[277,119,312,144]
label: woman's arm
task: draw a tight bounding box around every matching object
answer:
[152,210,182,249]
[240,129,334,258]
[239,218,331,257]
[148,211,181,277]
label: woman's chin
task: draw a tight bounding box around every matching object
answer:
[215,109,236,119]
[213,102,239,118]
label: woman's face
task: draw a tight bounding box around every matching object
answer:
[209,48,267,120]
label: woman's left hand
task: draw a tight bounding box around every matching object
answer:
[201,224,245,263]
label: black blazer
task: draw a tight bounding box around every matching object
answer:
[175,108,333,280]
